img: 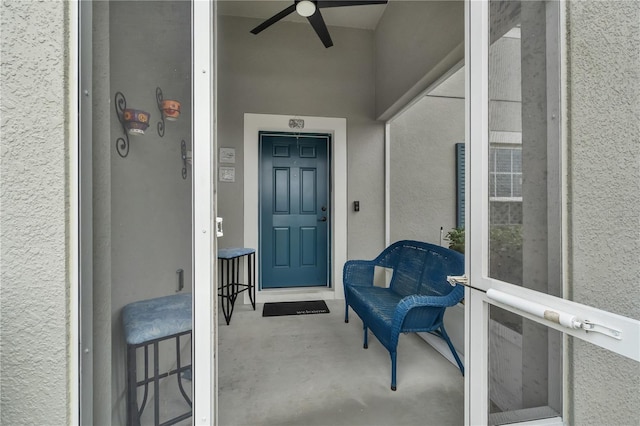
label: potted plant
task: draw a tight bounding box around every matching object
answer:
[445,227,465,254]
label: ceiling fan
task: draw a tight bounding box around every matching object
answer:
[250,0,389,48]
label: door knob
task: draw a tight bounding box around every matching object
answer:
[321,206,327,211]
[318,217,327,222]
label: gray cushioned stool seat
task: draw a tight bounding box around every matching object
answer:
[122,293,192,345]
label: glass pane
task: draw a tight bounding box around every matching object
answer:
[495,174,511,197]
[512,149,522,172]
[488,0,561,298]
[489,305,562,425]
[495,149,512,172]
[490,174,497,197]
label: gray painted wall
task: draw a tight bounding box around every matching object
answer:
[374,1,464,120]
[92,1,113,423]
[389,96,464,245]
[0,1,70,424]
[217,12,385,260]
[566,1,640,424]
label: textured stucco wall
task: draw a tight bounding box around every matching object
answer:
[374,1,464,120]
[566,1,640,424]
[0,1,70,424]
[217,12,385,261]
[389,96,464,245]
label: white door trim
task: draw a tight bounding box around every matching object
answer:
[244,113,347,302]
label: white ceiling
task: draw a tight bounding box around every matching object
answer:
[217,1,389,31]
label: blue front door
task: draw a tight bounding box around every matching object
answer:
[260,132,330,288]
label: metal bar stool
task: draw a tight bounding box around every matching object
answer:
[122,293,192,426]
[217,248,256,325]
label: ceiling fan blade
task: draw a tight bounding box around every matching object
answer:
[317,0,388,8]
[307,9,333,48]
[250,4,296,35]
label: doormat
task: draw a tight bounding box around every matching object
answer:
[262,300,330,317]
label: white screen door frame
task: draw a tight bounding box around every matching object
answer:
[193,0,216,424]
[76,1,217,422]
[464,1,640,424]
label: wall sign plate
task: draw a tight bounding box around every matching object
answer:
[219,166,235,183]
[219,147,235,163]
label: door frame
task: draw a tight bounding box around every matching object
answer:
[244,113,347,303]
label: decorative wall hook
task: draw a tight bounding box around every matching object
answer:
[157,86,181,138]
[156,87,165,137]
[114,92,150,158]
[181,140,191,180]
[114,92,130,158]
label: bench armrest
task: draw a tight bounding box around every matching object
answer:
[343,260,377,288]
[390,285,465,337]
[399,288,464,310]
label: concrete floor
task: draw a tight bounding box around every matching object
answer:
[218,299,464,426]
[138,299,463,425]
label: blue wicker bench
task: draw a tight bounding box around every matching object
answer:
[343,240,465,391]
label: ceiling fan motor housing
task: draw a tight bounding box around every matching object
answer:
[295,0,317,18]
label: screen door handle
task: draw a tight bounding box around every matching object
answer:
[487,288,622,340]
[216,217,224,237]
[447,275,469,287]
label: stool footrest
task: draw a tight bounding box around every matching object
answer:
[135,364,192,387]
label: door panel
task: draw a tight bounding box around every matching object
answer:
[300,169,317,213]
[260,133,329,288]
[274,168,290,213]
[273,227,290,267]
[300,227,318,266]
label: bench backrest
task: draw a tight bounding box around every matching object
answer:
[374,240,464,298]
